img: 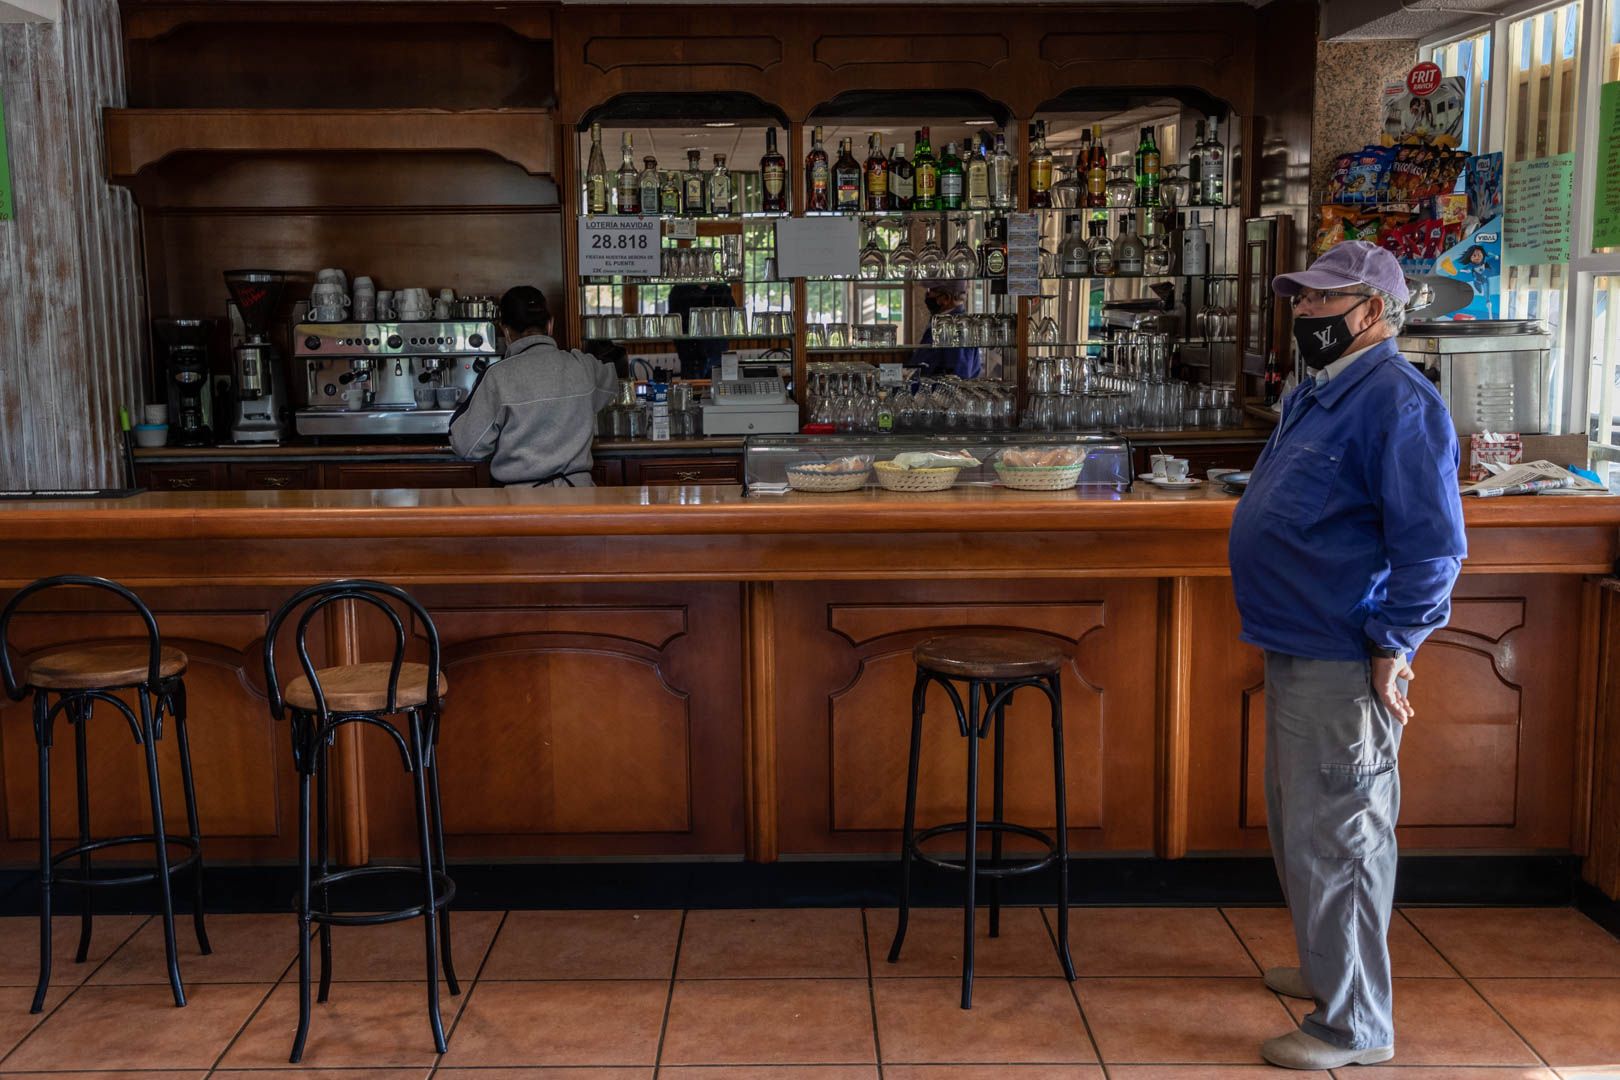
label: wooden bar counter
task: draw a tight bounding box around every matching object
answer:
[2,485,1618,899]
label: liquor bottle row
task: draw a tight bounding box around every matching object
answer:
[582,116,1227,217]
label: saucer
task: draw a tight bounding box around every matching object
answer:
[1148,477,1203,489]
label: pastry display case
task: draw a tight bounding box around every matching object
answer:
[742,432,1132,494]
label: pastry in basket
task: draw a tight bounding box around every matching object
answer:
[889,450,982,470]
[794,455,872,475]
[1000,447,1085,468]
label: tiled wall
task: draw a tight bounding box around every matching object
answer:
[1310,39,1420,206]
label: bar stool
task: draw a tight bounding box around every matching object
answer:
[887,631,1077,1008]
[264,579,456,1064]
[0,575,210,1013]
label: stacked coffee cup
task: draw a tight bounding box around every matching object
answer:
[397,288,431,321]
[311,268,349,323]
[352,277,376,321]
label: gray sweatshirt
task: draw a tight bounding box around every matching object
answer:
[449,334,618,485]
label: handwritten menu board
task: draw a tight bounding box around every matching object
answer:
[1595,82,1620,248]
[0,90,13,221]
[1504,153,1573,267]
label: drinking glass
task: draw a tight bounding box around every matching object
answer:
[889,225,917,279]
[946,217,978,279]
[1032,296,1060,345]
[1160,165,1190,211]
[1106,165,1137,208]
[915,219,946,280]
[859,225,887,280]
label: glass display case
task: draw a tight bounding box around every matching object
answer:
[742,432,1132,494]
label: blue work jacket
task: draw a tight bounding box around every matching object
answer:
[1228,337,1467,661]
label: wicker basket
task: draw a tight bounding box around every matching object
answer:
[787,465,871,492]
[874,461,961,492]
[995,462,1084,491]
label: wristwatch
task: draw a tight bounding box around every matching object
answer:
[1364,638,1405,660]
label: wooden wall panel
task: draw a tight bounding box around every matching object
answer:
[354,584,746,859]
[773,580,1159,856]
[0,0,145,489]
[1187,574,1583,853]
[0,593,308,864]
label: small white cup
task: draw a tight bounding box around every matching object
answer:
[1164,458,1191,482]
[317,268,347,287]
[352,276,374,291]
[1150,453,1172,478]
[353,296,377,320]
[433,298,453,319]
[143,404,169,425]
[401,287,430,307]
[434,386,463,409]
[438,288,455,301]
[312,304,346,323]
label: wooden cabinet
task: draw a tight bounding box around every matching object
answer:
[630,456,744,487]
[229,462,319,490]
[591,458,624,487]
[135,463,226,491]
[322,462,487,489]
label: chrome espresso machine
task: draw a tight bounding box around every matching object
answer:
[291,321,497,437]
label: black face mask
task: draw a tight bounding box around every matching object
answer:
[1293,297,1371,371]
[925,295,951,315]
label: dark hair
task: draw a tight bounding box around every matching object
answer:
[499,286,552,334]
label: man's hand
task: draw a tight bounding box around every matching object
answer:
[1372,655,1416,724]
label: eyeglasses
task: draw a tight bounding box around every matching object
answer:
[1288,289,1368,311]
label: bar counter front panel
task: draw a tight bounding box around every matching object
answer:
[0,486,1612,880]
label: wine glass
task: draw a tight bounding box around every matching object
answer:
[915,219,946,280]
[1106,165,1136,208]
[888,221,916,280]
[1032,295,1060,345]
[859,224,886,281]
[1159,165,1190,211]
[946,217,977,279]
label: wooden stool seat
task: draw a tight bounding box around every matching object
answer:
[913,632,1066,680]
[285,661,445,712]
[26,644,187,690]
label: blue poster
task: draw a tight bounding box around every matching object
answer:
[1435,215,1501,319]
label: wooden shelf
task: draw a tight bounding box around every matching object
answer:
[122,2,556,42]
[104,108,556,181]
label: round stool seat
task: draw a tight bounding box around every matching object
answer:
[26,644,187,690]
[913,632,1066,680]
[285,661,445,713]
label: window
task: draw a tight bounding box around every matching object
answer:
[1426,28,1493,154]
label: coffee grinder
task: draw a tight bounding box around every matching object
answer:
[152,317,215,446]
[222,269,288,443]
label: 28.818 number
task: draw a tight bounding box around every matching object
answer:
[588,233,650,250]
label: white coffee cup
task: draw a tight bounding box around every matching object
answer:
[143,404,168,425]
[311,283,349,308]
[433,298,453,319]
[353,296,377,320]
[398,308,429,323]
[352,276,374,291]
[317,268,347,288]
[312,304,346,323]
[1164,458,1191,482]
[375,291,395,319]
[438,288,455,301]
[401,287,430,308]
[1150,453,1172,478]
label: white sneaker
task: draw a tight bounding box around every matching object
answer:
[1263,965,1313,1000]
[1261,1028,1394,1070]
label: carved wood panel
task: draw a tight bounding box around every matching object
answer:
[774,580,1158,855]
[1187,574,1581,852]
[357,585,745,859]
[0,598,301,865]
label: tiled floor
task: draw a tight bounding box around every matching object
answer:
[0,906,1615,1078]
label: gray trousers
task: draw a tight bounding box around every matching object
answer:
[1264,651,1403,1050]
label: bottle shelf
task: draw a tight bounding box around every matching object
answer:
[607,335,793,345]
[581,277,781,286]
[580,212,791,223]
[805,344,1017,353]
[795,204,1242,218]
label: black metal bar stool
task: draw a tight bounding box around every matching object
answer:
[0,575,210,1012]
[264,579,456,1064]
[887,631,1077,1007]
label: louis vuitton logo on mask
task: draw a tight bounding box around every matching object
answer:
[1294,296,1372,371]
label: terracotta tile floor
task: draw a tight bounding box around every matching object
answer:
[0,906,1615,1077]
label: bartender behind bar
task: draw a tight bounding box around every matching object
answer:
[450,286,618,486]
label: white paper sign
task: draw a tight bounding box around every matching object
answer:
[578,217,661,276]
[1004,212,1041,297]
[878,362,905,385]
[774,217,860,278]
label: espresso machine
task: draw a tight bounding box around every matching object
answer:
[290,320,495,437]
[222,269,289,443]
[152,317,215,446]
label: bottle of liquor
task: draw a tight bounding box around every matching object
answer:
[1089,220,1115,276]
[1201,116,1226,206]
[638,156,661,216]
[965,140,990,210]
[1264,351,1283,406]
[865,133,889,211]
[1028,120,1054,209]
[585,122,609,215]
[660,169,680,215]
[1087,123,1107,208]
[1134,126,1161,208]
[1186,120,1205,207]
[1116,214,1145,276]
[682,149,706,216]
[760,127,787,212]
[834,138,862,211]
[989,133,1014,210]
[709,154,733,216]
[939,141,964,210]
[979,215,1008,278]
[913,127,938,211]
[889,144,914,210]
[1060,215,1091,277]
[806,126,830,211]
[615,134,640,214]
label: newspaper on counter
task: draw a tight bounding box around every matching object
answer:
[1460,460,1608,497]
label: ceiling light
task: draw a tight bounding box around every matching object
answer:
[704,122,737,128]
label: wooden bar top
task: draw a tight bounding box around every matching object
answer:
[1,484,1617,542]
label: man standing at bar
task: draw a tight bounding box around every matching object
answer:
[1228,241,1467,1070]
